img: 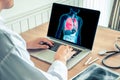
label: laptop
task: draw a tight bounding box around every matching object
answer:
[30,3,100,69]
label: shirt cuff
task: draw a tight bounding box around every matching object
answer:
[47,60,68,80]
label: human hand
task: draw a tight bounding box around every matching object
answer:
[26,37,54,49]
[54,45,76,65]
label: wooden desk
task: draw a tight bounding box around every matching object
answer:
[21,23,120,79]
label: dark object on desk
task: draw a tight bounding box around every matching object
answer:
[102,39,120,69]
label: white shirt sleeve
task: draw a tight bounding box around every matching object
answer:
[48,60,68,80]
[0,25,68,80]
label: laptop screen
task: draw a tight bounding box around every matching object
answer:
[48,3,100,50]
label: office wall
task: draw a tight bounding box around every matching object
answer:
[0,0,80,33]
[1,0,60,19]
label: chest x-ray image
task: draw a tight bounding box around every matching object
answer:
[55,8,83,45]
[72,64,120,80]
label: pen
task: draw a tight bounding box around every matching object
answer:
[88,57,99,65]
[84,57,92,65]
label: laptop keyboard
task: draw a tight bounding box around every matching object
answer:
[72,48,82,58]
[49,41,82,58]
[50,41,61,51]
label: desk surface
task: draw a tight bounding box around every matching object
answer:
[21,23,120,79]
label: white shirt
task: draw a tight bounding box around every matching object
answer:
[0,17,67,80]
